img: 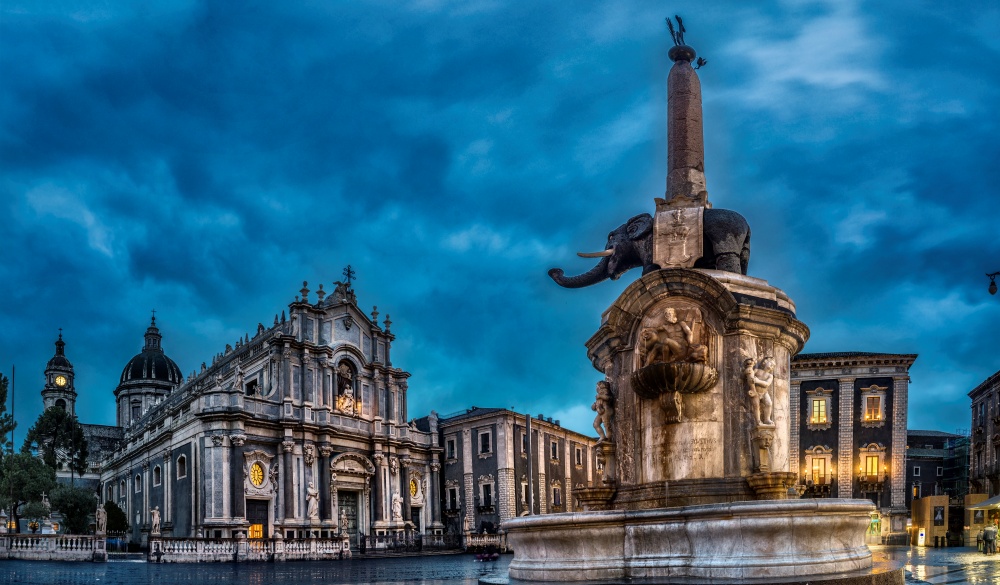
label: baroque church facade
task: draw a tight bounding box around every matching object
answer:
[45,277,443,544]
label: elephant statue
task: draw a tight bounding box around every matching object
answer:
[548,208,750,288]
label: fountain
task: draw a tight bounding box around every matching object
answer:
[501,18,903,585]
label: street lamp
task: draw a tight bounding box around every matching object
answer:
[988,272,999,295]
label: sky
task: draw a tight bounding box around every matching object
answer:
[2,0,999,441]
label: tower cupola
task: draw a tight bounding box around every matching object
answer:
[42,330,77,415]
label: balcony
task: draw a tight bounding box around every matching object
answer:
[857,473,889,493]
[801,472,834,497]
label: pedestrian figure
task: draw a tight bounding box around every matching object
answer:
[985,522,997,555]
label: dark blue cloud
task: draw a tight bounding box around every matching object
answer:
[2,0,999,437]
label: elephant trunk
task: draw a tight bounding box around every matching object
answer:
[548,256,611,288]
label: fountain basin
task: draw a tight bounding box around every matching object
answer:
[504,499,881,583]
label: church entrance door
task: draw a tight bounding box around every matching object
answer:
[246,499,269,538]
[338,491,359,548]
[410,506,421,531]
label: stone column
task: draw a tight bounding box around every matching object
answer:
[230,434,246,526]
[462,428,475,525]
[401,461,411,524]
[429,462,442,528]
[789,381,801,477]
[282,440,295,521]
[372,453,385,523]
[319,446,332,521]
[837,378,856,498]
[142,460,150,531]
[162,450,172,526]
[891,376,909,509]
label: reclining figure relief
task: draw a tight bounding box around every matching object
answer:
[638,307,708,367]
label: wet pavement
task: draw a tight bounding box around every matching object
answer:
[0,554,512,585]
[5,547,1000,585]
[875,545,1000,584]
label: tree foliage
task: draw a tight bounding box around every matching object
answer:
[0,453,56,532]
[51,485,96,534]
[0,373,16,457]
[103,500,129,533]
[22,407,89,483]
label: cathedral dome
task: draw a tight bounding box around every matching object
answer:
[117,317,182,388]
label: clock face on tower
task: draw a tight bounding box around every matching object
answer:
[54,375,67,387]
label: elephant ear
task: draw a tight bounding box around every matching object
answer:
[626,213,654,240]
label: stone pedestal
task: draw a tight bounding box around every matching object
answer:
[585,268,808,508]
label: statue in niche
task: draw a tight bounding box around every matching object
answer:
[638,307,708,367]
[745,356,776,426]
[391,493,403,521]
[591,381,614,441]
[389,457,399,476]
[337,392,356,415]
[306,482,319,520]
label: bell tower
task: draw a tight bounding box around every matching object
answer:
[41,330,77,415]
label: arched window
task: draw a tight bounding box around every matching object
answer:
[153,465,162,486]
[55,399,66,410]
[119,479,126,497]
[135,474,142,493]
[177,455,187,479]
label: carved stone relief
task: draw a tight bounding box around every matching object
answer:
[630,304,717,423]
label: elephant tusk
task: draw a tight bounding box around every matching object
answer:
[577,249,614,258]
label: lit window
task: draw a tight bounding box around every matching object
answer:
[811,458,826,484]
[805,388,833,430]
[804,445,833,485]
[860,385,888,428]
[248,524,263,539]
[865,455,879,477]
[811,398,827,424]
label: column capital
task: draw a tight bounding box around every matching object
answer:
[282,440,295,453]
[230,434,247,447]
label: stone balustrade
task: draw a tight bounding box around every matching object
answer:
[149,535,351,562]
[0,534,107,561]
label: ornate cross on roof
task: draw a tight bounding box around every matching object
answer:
[342,265,356,288]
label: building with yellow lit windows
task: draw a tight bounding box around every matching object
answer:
[790,352,916,544]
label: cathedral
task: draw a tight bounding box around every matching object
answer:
[42,275,443,545]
